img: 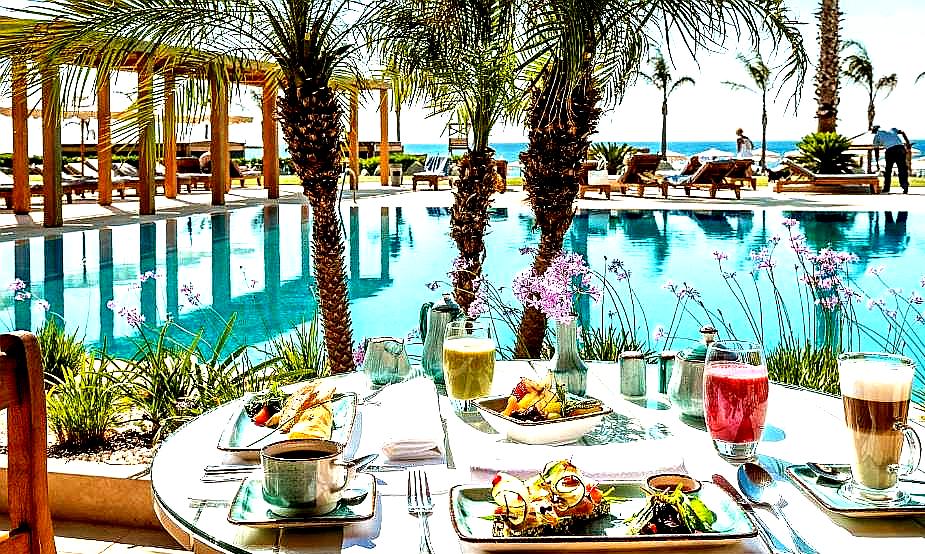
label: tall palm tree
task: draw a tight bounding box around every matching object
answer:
[723,52,772,171]
[373,0,519,313]
[815,0,841,132]
[514,0,807,358]
[2,0,371,373]
[841,40,897,130]
[640,51,694,159]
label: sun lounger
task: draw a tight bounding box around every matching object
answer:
[774,160,879,194]
[176,157,212,191]
[412,155,456,191]
[577,160,608,198]
[231,160,262,187]
[612,154,666,198]
[727,159,757,190]
[670,159,741,199]
[1,173,93,208]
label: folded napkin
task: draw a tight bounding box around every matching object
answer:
[470,439,685,482]
[374,377,445,462]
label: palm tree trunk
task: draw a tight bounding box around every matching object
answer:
[450,147,497,314]
[760,89,768,172]
[660,93,668,158]
[279,76,355,374]
[815,0,841,133]
[516,62,602,358]
[867,95,875,130]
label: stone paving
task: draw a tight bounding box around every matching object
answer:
[0,516,184,554]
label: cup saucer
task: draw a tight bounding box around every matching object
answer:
[786,464,925,518]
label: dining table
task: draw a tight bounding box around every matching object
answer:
[150,360,925,553]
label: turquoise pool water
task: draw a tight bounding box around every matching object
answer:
[1,205,923,392]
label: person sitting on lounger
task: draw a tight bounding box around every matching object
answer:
[667,155,701,184]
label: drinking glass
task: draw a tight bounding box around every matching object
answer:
[443,320,495,413]
[838,352,921,506]
[703,340,769,463]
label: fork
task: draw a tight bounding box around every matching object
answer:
[407,469,435,554]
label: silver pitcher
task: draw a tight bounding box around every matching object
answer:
[667,326,717,420]
[419,294,462,384]
[362,337,412,386]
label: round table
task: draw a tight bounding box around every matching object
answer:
[151,361,925,553]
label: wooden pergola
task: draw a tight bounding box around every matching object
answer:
[2,16,391,228]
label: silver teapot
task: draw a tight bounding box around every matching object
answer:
[667,326,717,420]
[419,294,462,384]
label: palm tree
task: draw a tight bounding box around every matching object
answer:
[2,0,371,373]
[841,40,897,130]
[640,51,695,159]
[514,1,807,358]
[815,0,841,132]
[373,0,519,313]
[722,53,772,171]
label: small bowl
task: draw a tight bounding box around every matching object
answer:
[474,394,612,445]
[646,473,702,494]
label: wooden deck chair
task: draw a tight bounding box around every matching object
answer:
[774,160,880,194]
[231,160,262,188]
[577,160,607,198]
[0,332,57,554]
[612,154,667,198]
[673,160,740,199]
[412,155,456,191]
[727,159,757,190]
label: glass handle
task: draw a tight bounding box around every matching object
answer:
[894,421,922,477]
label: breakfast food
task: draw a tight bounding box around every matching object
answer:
[489,461,614,537]
[247,382,336,440]
[500,373,602,421]
[626,484,716,535]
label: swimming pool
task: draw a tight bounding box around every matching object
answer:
[1,205,922,390]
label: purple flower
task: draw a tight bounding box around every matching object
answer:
[106,299,117,310]
[13,291,31,302]
[816,296,840,311]
[7,278,26,292]
[661,280,675,291]
[353,340,366,367]
[867,298,885,311]
[180,283,201,306]
[712,250,729,262]
[36,299,50,311]
[749,247,776,270]
[513,251,598,323]
[652,324,666,343]
[782,218,798,228]
[911,292,924,305]
[868,265,885,277]
[118,307,145,326]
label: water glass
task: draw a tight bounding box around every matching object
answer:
[838,352,921,506]
[443,320,495,413]
[703,340,769,463]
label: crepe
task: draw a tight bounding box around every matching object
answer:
[288,404,334,440]
[275,382,335,433]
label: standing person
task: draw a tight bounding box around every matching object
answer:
[872,125,910,194]
[735,128,754,158]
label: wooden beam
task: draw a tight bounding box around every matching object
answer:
[137,61,156,215]
[210,64,229,205]
[163,71,178,199]
[41,66,62,228]
[11,58,29,214]
[379,88,389,186]
[348,90,359,190]
[262,79,279,199]
[97,74,112,206]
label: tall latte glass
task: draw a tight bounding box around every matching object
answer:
[443,320,495,413]
[838,352,922,505]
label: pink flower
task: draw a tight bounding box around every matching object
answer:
[180,283,201,306]
[652,324,666,343]
[816,296,840,311]
[782,218,798,228]
[868,265,885,277]
[353,340,366,367]
[7,278,26,292]
[118,307,145,326]
[13,291,31,301]
[106,299,117,310]
[513,251,598,323]
[712,250,728,262]
[910,292,924,305]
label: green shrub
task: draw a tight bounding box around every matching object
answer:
[579,324,650,362]
[589,143,637,174]
[37,319,88,386]
[795,132,856,174]
[765,341,840,395]
[46,343,124,448]
[264,316,329,384]
[359,153,427,174]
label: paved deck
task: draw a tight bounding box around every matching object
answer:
[0,516,184,554]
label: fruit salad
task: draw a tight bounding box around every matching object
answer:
[500,373,602,421]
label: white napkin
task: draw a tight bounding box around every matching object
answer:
[470,439,685,482]
[375,377,445,462]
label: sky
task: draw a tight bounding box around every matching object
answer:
[2,0,925,152]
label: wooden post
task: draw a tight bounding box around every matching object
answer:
[164,71,178,199]
[137,61,156,215]
[210,64,229,205]
[379,88,389,186]
[11,58,29,214]
[41,66,63,228]
[262,78,279,199]
[97,74,113,206]
[348,89,359,190]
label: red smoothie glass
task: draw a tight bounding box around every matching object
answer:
[703,340,768,463]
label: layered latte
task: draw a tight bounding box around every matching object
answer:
[839,359,913,490]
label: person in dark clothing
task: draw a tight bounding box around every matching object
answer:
[872,125,910,194]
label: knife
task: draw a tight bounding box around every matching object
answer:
[713,474,793,554]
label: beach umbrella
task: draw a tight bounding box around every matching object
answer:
[663,150,686,161]
[783,149,802,158]
[694,147,734,160]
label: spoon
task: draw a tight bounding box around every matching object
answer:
[738,463,820,554]
[807,462,925,485]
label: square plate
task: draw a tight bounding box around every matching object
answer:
[475,394,612,445]
[227,472,376,527]
[217,392,357,457]
[449,480,756,551]
[786,464,925,517]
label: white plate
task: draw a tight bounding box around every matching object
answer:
[475,394,611,445]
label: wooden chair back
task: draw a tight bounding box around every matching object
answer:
[618,154,662,184]
[0,332,56,554]
[727,159,754,178]
[688,160,736,185]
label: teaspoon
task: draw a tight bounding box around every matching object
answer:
[738,463,820,554]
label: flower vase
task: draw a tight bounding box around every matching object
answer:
[550,319,588,396]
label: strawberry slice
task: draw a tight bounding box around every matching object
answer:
[512,380,530,400]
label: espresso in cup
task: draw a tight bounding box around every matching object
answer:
[261,439,355,516]
[838,353,922,505]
